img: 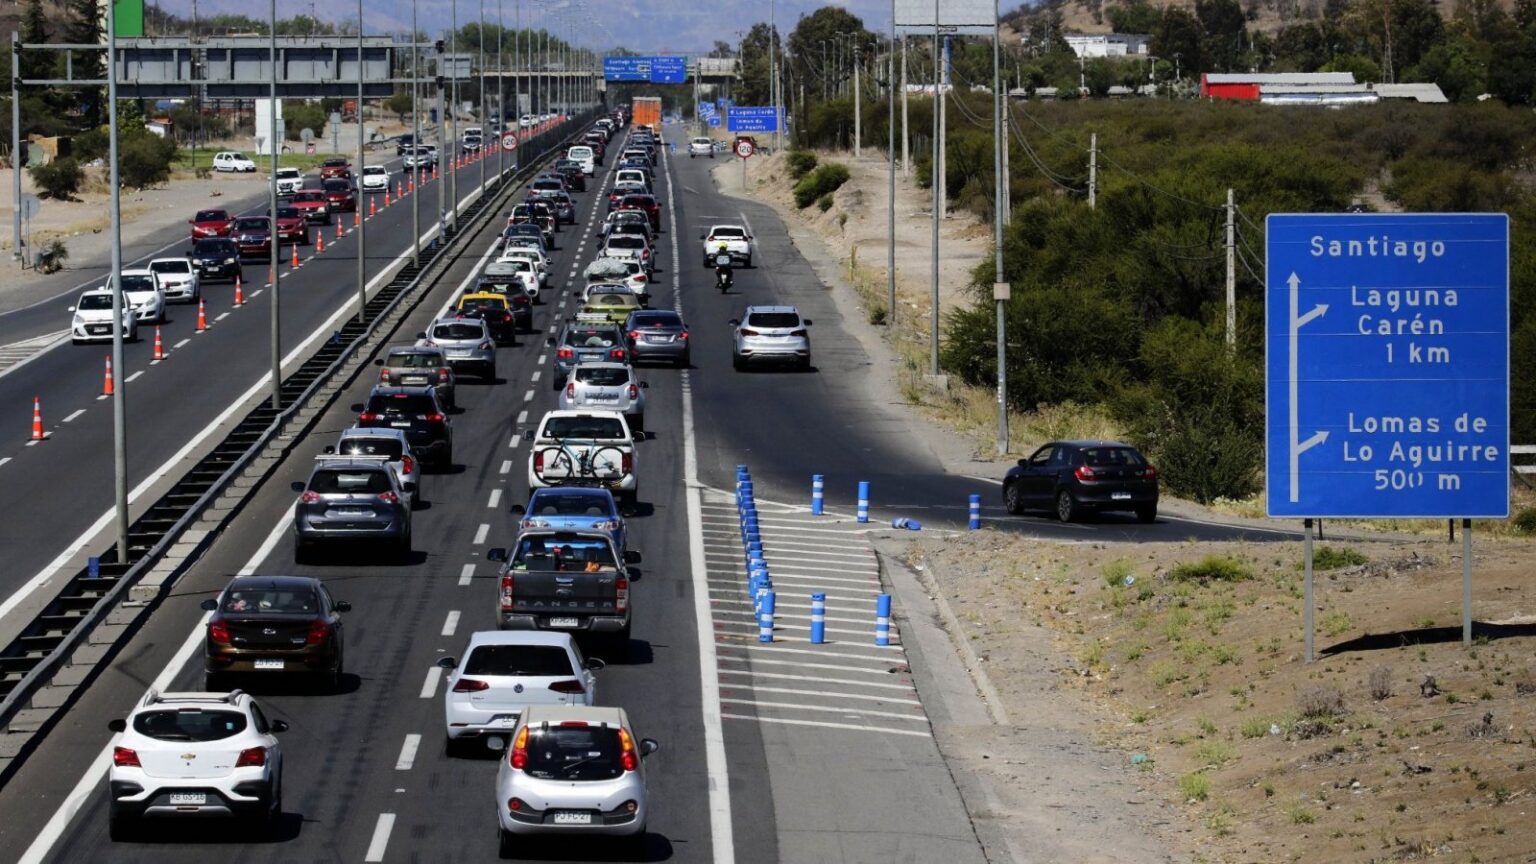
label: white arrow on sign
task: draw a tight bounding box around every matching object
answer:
[1287,271,1330,503]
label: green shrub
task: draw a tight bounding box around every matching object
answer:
[1308,546,1369,570]
[785,149,818,180]
[1179,772,1211,802]
[1170,556,1253,584]
[1101,558,1134,588]
[31,158,84,200]
[119,134,177,189]
[816,193,834,212]
[792,162,850,208]
[1512,507,1536,536]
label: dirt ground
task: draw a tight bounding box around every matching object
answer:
[723,145,1536,863]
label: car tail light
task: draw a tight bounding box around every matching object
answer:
[359,411,380,422]
[437,367,451,382]
[422,413,445,423]
[507,797,526,813]
[635,273,647,283]
[113,747,141,768]
[500,572,515,611]
[627,384,638,399]
[678,330,689,340]
[235,746,266,768]
[510,726,529,769]
[565,382,575,399]
[299,490,322,503]
[609,348,625,359]
[1142,464,1159,481]
[306,619,332,645]
[557,347,574,360]
[379,369,391,382]
[627,330,640,341]
[1074,465,1100,482]
[377,491,400,504]
[401,454,415,475]
[533,451,544,473]
[740,328,759,337]
[621,453,633,475]
[502,312,513,323]
[208,620,232,645]
[618,728,638,771]
[548,679,586,694]
[789,329,807,338]
[452,677,490,693]
[615,576,629,613]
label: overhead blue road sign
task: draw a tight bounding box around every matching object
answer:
[698,102,715,116]
[1265,213,1509,518]
[707,115,721,127]
[650,56,687,84]
[604,56,650,81]
[716,98,733,111]
[727,106,778,133]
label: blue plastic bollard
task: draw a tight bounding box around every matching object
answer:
[87,557,100,579]
[811,474,825,516]
[875,594,891,646]
[759,591,776,642]
[810,593,826,644]
[969,493,982,530]
[857,480,870,523]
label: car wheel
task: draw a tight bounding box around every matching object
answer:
[497,827,518,859]
[1056,490,1078,523]
[731,352,744,371]
[1136,504,1157,524]
[1004,483,1024,515]
[445,735,477,759]
[745,255,752,269]
[204,671,227,691]
[108,811,136,842]
[294,539,312,565]
[397,532,412,563]
[678,351,691,368]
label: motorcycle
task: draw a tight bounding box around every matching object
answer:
[714,253,734,293]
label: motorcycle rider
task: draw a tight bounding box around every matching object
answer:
[713,242,734,292]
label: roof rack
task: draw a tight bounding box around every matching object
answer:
[145,688,245,706]
[314,453,392,463]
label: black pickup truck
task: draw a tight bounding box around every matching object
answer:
[488,529,640,655]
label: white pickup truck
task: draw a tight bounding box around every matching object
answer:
[700,224,753,268]
[524,410,644,506]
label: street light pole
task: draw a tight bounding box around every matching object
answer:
[357,0,368,322]
[497,0,505,183]
[478,0,486,196]
[929,0,940,377]
[412,0,421,265]
[993,0,1008,454]
[108,0,130,562]
[888,6,895,329]
[268,0,282,410]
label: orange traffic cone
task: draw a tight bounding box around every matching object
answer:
[384,188,391,207]
[197,297,209,332]
[291,245,300,268]
[337,220,345,240]
[315,232,324,253]
[268,266,275,286]
[432,164,438,181]
[152,326,165,362]
[30,396,45,441]
[233,275,245,307]
[103,355,115,396]
[408,176,415,193]
[369,198,377,218]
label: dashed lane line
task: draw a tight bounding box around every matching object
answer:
[472,523,490,545]
[487,488,502,509]
[364,813,396,862]
[441,610,461,637]
[500,459,513,475]
[123,370,145,384]
[458,563,475,586]
[394,734,421,770]
[418,666,442,699]
[173,338,191,349]
[62,409,86,423]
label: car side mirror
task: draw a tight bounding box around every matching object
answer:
[322,445,335,454]
[290,481,306,493]
[640,738,659,757]
[436,656,458,669]
[270,720,290,733]
[727,319,740,327]
[334,600,352,612]
[698,233,705,239]
[632,431,645,443]
[415,332,426,340]
[624,550,642,565]
[200,598,218,611]
[68,306,76,313]
[108,719,127,733]
[585,657,606,671]
[510,503,526,515]
[638,381,648,389]
[488,547,508,562]
[545,337,556,347]
[373,358,384,366]
[522,429,536,441]
[1017,458,1028,467]
[349,403,364,413]
[187,219,194,224]
[803,320,813,326]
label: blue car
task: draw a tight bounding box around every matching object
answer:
[514,487,627,552]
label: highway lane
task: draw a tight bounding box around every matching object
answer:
[0,123,753,864]
[0,142,549,628]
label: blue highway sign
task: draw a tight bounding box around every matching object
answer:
[603,56,650,81]
[727,106,779,133]
[707,115,721,127]
[650,56,687,84]
[1265,213,1509,518]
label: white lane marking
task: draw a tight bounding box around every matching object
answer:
[62,409,86,423]
[721,713,931,738]
[473,523,490,545]
[719,684,924,707]
[718,642,903,661]
[0,457,10,468]
[247,289,263,298]
[16,511,291,864]
[716,668,918,692]
[719,697,925,723]
[419,666,443,699]
[364,813,397,862]
[536,353,546,365]
[669,140,736,864]
[487,488,502,509]
[459,563,475,586]
[499,459,512,475]
[173,337,191,349]
[214,312,230,322]
[716,654,910,678]
[509,437,522,449]
[516,410,528,425]
[530,370,541,383]
[395,735,422,770]
[522,390,534,403]
[442,610,461,637]
[123,370,145,383]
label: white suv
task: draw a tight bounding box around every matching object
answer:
[688,137,713,158]
[105,689,287,840]
[730,305,812,371]
[701,224,752,268]
[212,151,257,172]
[273,167,304,195]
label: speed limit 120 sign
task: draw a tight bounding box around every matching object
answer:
[734,139,755,159]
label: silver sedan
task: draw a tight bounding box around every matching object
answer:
[558,362,647,431]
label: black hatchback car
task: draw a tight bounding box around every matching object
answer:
[352,386,453,467]
[200,574,351,691]
[189,238,243,283]
[1001,440,1159,523]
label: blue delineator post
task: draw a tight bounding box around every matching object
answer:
[759,591,776,642]
[857,480,870,523]
[87,557,100,579]
[811,474,825,515]
[968,493,982,530]
[810,593,826,644]
[875,593,891,646]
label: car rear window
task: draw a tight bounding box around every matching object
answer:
[562,329,617,348]
[309,468,393,494]
[388,352,442,368]
[293,192,325,202]
[711,227,745,238]
[513,536,617,570]
[235,218,268,231]
[77,294,115,310]
[195,210,228,222]
[221,588,319,614]
[150,260,191,274]
[529,491,614,517]
[323,180,351,192]
[630,312,681,328]
[275,208,300,219]
[120,275,156,292]
[133,709,247,742]
[432,323,486,340]
[533,180,562,191]
[541,416,626,439]
[462,297,508,313]
[574,366,630,386]
[195,239,237,255]
[1081,447,1147,467]
[746,312,801,329]
[464,645,573,677]
[520,725,626,781]
[366,393,438,414]
[607,236,645,250]
[339,437,405,459]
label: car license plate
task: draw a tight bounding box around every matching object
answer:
[254,659,284,670]
[448,350,470,357]
[493,714,520,728]
[645,334,674,343]
[548,617,580,628]
[391,421,412,428]
[552,811,592,825]
[1111,492,1132,500]
[591,393,618,401]
[169,793,207,805]
[402,376,428,385]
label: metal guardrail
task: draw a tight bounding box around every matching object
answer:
[0,111,600,761]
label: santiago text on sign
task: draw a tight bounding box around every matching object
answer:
[1310,234,1447,263]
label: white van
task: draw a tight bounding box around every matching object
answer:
[566,145,595,176]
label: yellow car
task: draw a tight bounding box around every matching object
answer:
[455,292,522,343]
[577,290,643,325]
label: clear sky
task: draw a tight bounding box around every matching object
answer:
[157,0,902,53]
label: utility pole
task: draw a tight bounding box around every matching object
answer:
[853,41,861,157]
[901,35,909,177]
[496,0,504,187]
[108,0,130,562]
[1226,188,1236,349]
[412,0,422,266]
[1000,92,1010,223]
[993,0,1008,455]
[822,42,828,101]
[11,34,22,260]
[1087,132,1097,210]
[929,0,940,378]
[437,34,447,243]
[449,1,458,232]
[478,0,486,196]
[357,0,368,322]
[938,35,947,220]
[269,0,282,409]
[769,0,780,152]
[888,7,896,329]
